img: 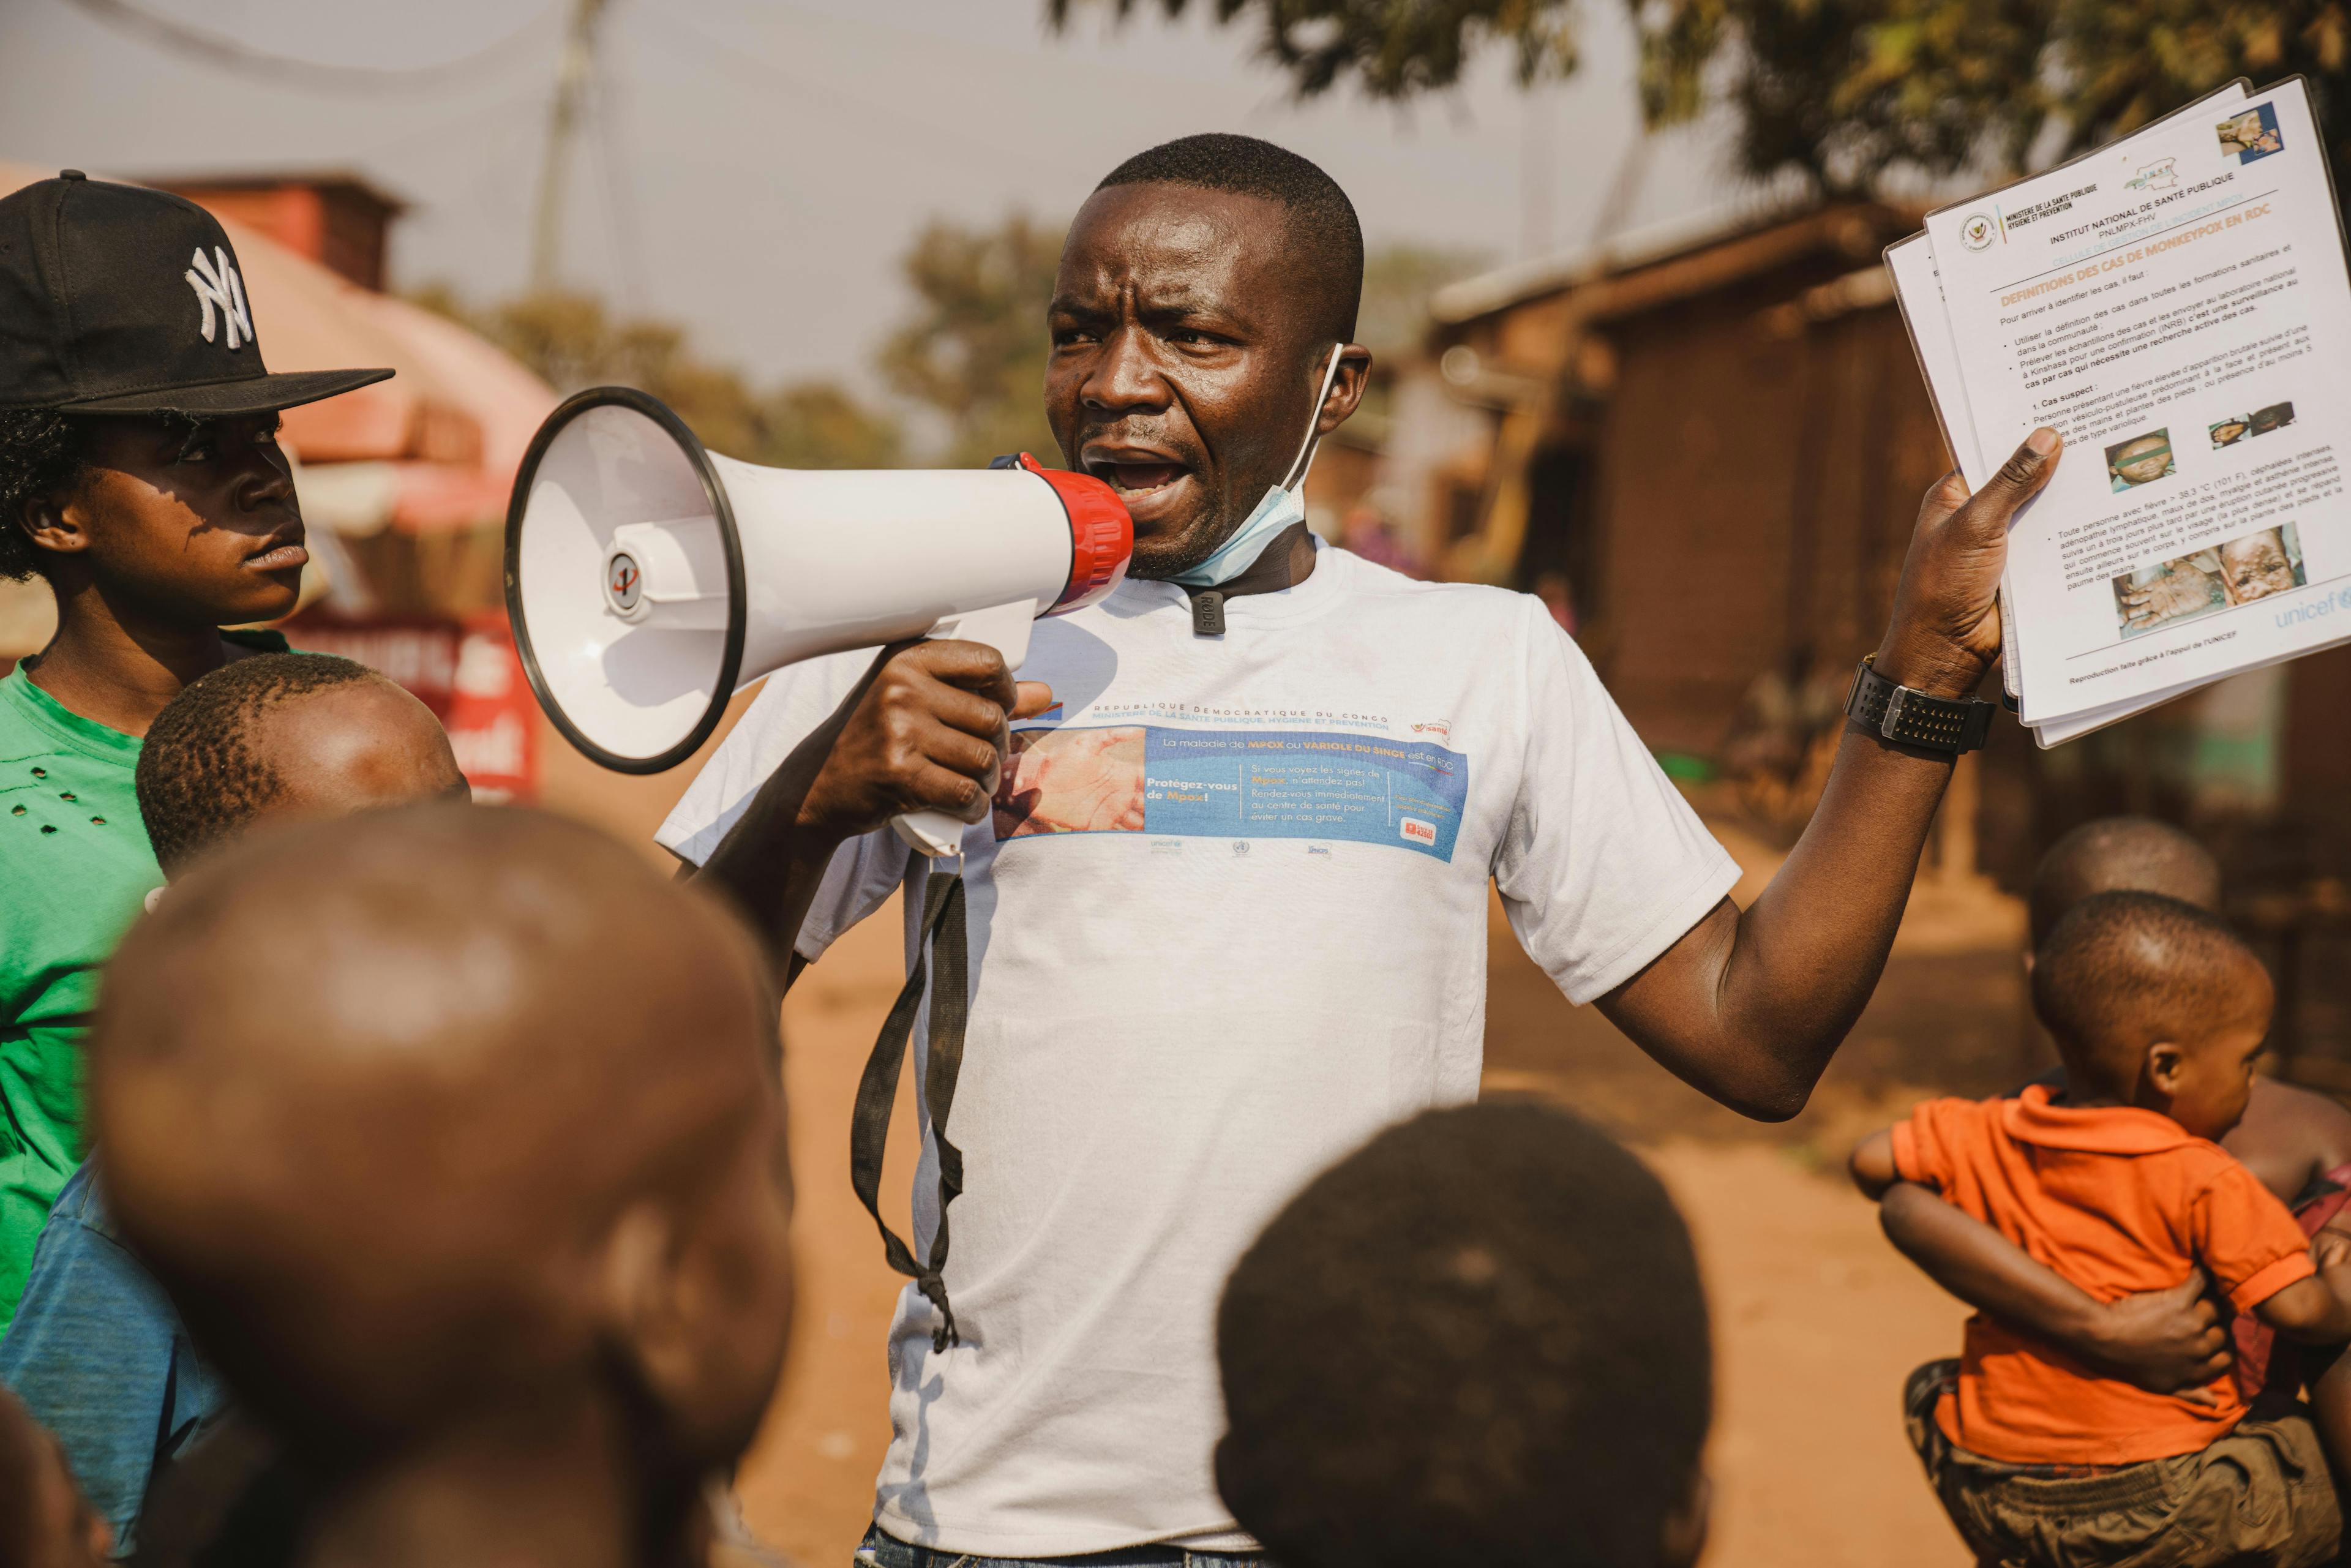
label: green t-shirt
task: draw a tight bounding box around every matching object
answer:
[0,631,287,1330]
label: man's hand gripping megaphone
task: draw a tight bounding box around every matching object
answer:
[798,634,1057,855]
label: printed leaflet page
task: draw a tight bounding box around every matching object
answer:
[1925,78,2351,725]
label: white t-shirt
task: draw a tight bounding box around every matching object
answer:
[659,542,1738,1557]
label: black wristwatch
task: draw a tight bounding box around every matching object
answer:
[1844,655,1997,754]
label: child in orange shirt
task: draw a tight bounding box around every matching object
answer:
[1853,890,2351,1567]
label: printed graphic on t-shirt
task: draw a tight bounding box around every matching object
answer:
[994,726,1467,860]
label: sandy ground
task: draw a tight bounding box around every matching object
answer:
[727,890,1984,1568]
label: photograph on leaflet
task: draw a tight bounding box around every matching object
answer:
[2107,429,2177,492]
[2211,401,2298,447]
[2219,102,2286,163]
[992,727,1148,838]
[2114,523,2307,637]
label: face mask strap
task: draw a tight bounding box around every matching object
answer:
[1278,344,1347,494]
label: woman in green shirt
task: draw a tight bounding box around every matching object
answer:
[0,170,389,1327]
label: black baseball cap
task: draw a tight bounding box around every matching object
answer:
[0,170,393,417]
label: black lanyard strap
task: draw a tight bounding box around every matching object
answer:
[849,866,972,1351]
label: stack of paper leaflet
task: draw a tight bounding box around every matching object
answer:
[1888,77,2351,745]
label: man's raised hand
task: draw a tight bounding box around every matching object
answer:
[797,640,1056,842]
[1873,429,2061,700]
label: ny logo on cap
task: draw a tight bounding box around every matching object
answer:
[183,246,252,351]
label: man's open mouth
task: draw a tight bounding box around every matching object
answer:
[1092,461,1191,497]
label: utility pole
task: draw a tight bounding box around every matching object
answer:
[530,0,609,293]
[1520,83,1554,261]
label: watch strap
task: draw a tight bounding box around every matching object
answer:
[1845,656,1995,754]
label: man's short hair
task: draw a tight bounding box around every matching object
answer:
[2033,891,2260,1087]
[136,653,388,875]
[1097,133,1365,342]
[2029,816,2221,947]
[1215,1101,1709,1568]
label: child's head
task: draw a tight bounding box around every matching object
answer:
[1215,1101,1711,1568]
[2028,816,2221,951]
[136,652,465,878]
[92,805,794,1493]
[2033,890,2272,1139]
[2,173,388,629]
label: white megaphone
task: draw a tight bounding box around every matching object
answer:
[504,386,1131,856]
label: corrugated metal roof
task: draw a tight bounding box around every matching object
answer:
[1430,192,1814,324]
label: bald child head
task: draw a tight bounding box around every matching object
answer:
[92,805,793,1480]
[2033,891,2272,1135]
[137,653,467,878]
[2029,817,2222,949]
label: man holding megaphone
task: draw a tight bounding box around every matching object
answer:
[634,135,2062,1567]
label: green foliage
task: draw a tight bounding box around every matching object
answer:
[428,210,1076,475]
[409,285,900,469]
[1051,0,2351,216]
[757,383,906,470]
[877,214,1068,469]
[1637,0,2351,203]
[1046,0,1580,97]
[1635,0,2053,192]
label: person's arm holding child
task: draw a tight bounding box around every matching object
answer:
[1851,1130,2233,1393]
[1878,1184,2229,1391]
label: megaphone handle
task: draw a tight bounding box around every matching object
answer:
[893,809,969,859]
[890,598,1039,859]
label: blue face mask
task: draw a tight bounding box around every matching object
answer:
[1172,345,1346,589]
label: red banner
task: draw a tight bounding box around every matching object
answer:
[283,611,536,801]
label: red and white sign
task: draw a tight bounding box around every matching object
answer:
[283,611,536,801]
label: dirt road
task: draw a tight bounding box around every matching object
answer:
[731,894,1979,1568]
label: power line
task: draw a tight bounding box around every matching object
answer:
[53,0,560,94]
[651,8,1105,179]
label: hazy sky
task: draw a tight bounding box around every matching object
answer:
[0,0,1757,392]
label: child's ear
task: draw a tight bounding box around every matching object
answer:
[2147,1041,2187,1097]
[1660,1468,1711,1568]
[594,1198,699,1422]
[18,485,89,558]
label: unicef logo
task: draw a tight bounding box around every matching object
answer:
[1231,840,1251,857]
[1961,212,1998,252]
